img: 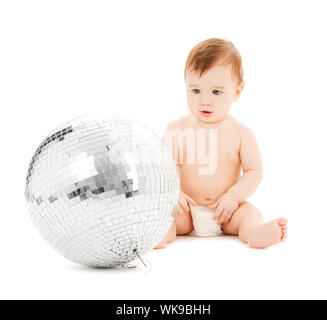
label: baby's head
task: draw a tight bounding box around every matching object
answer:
[184,38,244,123]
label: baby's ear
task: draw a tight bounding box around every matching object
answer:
[234,82,245,101]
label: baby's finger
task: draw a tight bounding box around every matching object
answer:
[212,205,220,219]
[212,207,220,219]
[214,203,224,219]
[216,210,225,224]
[221,209,232,224]
[218,213,225,224]
[208,201,218,209]
[218,209,228,224]
[180,199,189,212]
[221,211,232,224]
[186,196,197,207]
[212,211,219,220]
[177,204,185,216]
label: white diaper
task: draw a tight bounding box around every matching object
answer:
[190,205,223,237]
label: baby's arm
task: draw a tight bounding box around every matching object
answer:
[226,124,263,203]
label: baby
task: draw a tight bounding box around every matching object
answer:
[156,38,287,249]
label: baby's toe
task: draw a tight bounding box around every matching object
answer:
[276,218,288,240]
[277,218,288,226]
[281,227,288,241]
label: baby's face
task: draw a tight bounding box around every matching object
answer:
[185,64,243,123]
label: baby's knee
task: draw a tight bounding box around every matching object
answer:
[175,209,193,229]
[175,215,194,235]
[238,201,262,219]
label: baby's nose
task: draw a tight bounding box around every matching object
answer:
[200,99,213,106]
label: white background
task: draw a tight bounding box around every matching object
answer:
[1,0,327,300]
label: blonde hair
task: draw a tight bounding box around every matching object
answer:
[184,38,244,85]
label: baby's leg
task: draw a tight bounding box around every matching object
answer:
[221,201,287,248]
[154,208,194,249]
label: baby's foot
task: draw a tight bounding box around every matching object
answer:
[248,218,288,249]
[154,238,167,249]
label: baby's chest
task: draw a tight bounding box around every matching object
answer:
[180,129,239,164]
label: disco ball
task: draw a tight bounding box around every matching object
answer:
[25,114,180,267]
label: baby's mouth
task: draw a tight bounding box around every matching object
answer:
[199,110,213,117]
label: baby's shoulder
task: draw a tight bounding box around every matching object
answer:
[165,114,191,130]
[227,116,256,139]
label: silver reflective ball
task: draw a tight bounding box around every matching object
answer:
[25,114,180,267]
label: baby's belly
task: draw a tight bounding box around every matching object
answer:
[179,163,241,206]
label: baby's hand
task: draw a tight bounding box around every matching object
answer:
[177,192,197,216]
[208,193,239,224]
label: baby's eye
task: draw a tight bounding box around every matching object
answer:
[192,89,200,94]
[212,90,222,95]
